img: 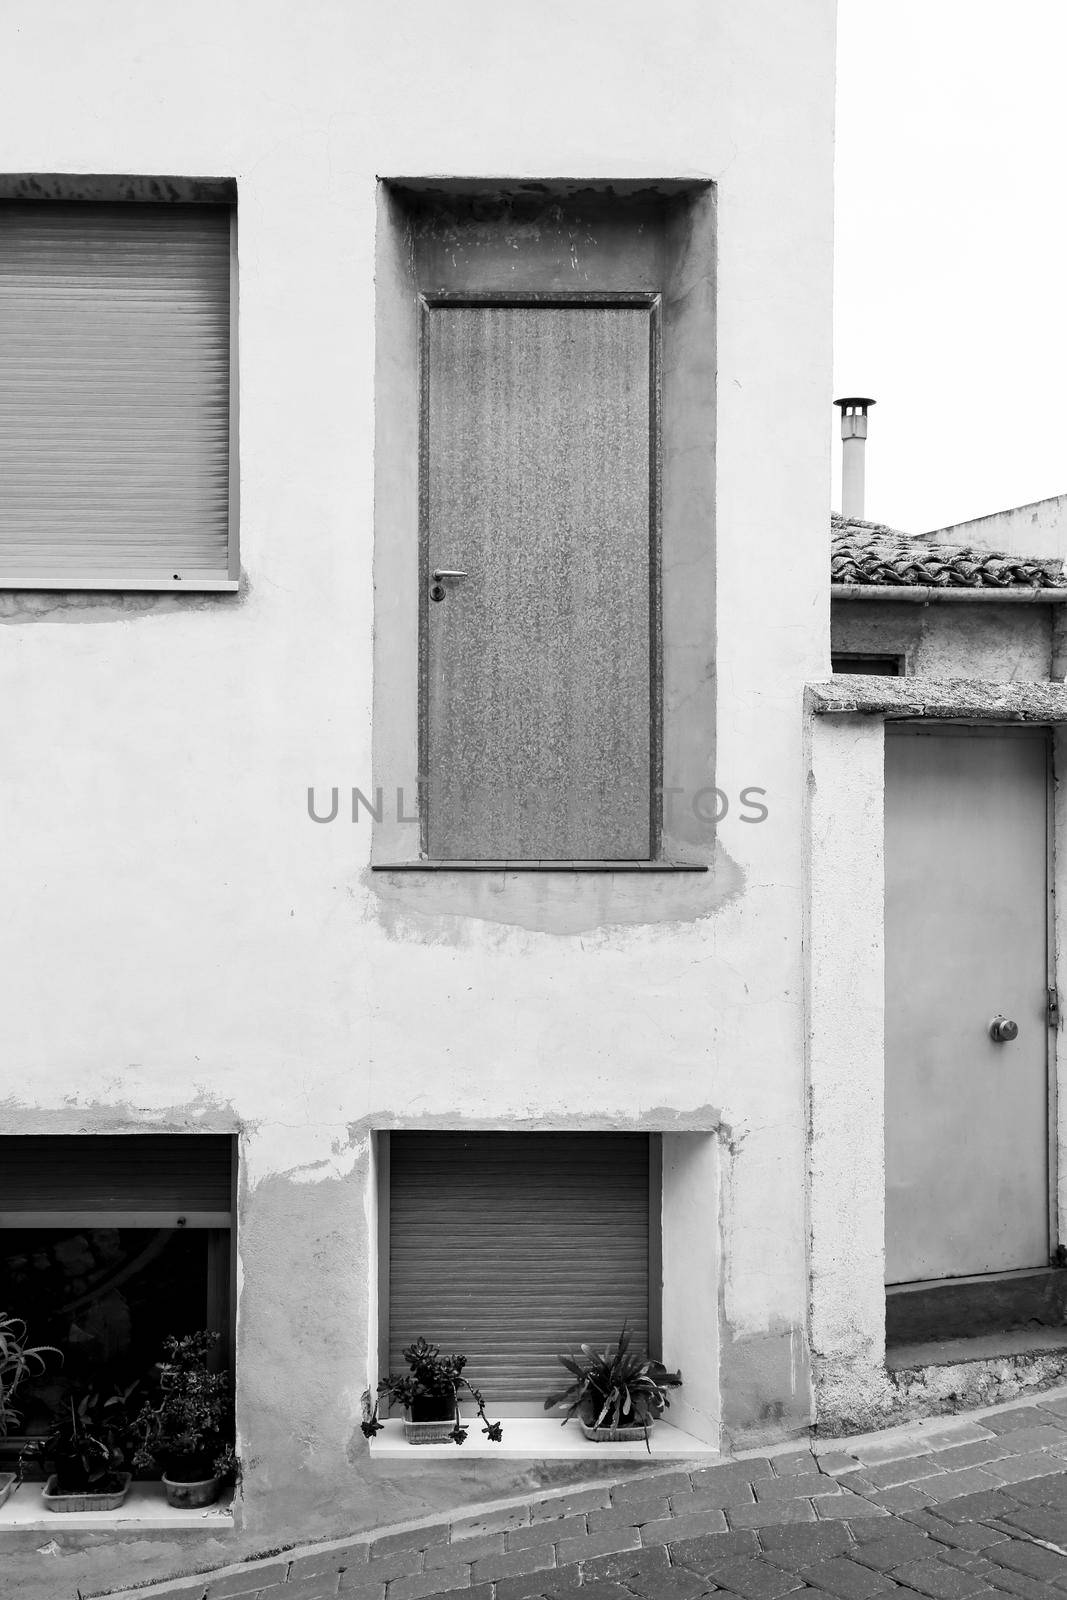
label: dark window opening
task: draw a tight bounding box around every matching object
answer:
[0,1135,234,1460]
[831,653,904,676]
[1,1227,221,1438]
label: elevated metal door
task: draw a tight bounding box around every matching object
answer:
[423,300,655,860]
[885,726,1050,1283]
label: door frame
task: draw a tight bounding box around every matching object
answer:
[370,180,716,876]
[806,703,1067,1428]
[416,290,664,862]
[883,721,1056,1279]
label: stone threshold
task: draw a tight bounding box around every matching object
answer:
[887,1266,1067,1345]
[888,1326,1067,1372]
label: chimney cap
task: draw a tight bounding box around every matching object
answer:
[834,396,876,411]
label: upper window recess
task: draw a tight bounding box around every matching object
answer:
[0,180,237,590]
[374,182,715,868]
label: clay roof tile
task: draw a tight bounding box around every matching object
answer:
[830,512,1067,589]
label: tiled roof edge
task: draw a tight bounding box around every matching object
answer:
[830,513,1067,590]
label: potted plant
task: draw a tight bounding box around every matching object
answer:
[0,1312,61,1508]
[361,1337,503,1445]
[132,1331,238,1507]
[26,1383,137,1512]
[544,1326,680,1451]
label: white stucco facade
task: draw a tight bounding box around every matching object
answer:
[0,0,837,1566]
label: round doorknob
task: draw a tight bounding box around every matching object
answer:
[989,1015,1019,1043]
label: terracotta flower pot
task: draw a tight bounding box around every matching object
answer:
[579,1400,658,1444]
[409,1394,455,1422]
[162,1471,222,1508]
[42,1471,132,1512]
[404,1392,457,1442]
[580,1419,654,1443]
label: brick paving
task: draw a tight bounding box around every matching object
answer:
[95,1390,1067,1600]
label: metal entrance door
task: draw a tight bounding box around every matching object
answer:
[884,725,1050,1284]
[422,299,656,861]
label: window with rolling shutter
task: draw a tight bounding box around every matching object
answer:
[0,197,237,590]
[385,1132,656,1406]
[0,1135,236,1441]
[0,1133,234,1225]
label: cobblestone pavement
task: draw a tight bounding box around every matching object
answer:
[96,1392,1067,1600]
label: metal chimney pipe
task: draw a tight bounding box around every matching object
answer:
[834,397,876,521]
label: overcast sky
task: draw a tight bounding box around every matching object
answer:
[833,1,1067,534]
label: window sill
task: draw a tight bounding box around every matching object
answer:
[371,861,708,873]
[0,1480,234,1530]
[0,578,240,592]
[368,1416,718,1459]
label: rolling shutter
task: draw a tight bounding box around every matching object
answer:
[0,1134,233,1225]
[0,202,233,587]
[388,1132,651,1404]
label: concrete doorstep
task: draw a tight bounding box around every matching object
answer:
[85,1384,1067,1600]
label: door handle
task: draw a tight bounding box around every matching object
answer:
[429,569,467,603]
[989,1015,1019,1043]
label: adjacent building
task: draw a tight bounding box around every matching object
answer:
[811,497,1067,1431]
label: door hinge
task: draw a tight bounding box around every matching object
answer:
[1050,985,1060,1028]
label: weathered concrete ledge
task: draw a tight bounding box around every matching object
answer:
[807,676,1067,721]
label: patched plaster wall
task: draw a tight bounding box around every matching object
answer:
[832,600,1053,680]
[0,0,836,1564]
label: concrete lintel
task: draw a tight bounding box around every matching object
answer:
[366,1108,723,1133]
[807,677,1067,722]
[381,176,713,201]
